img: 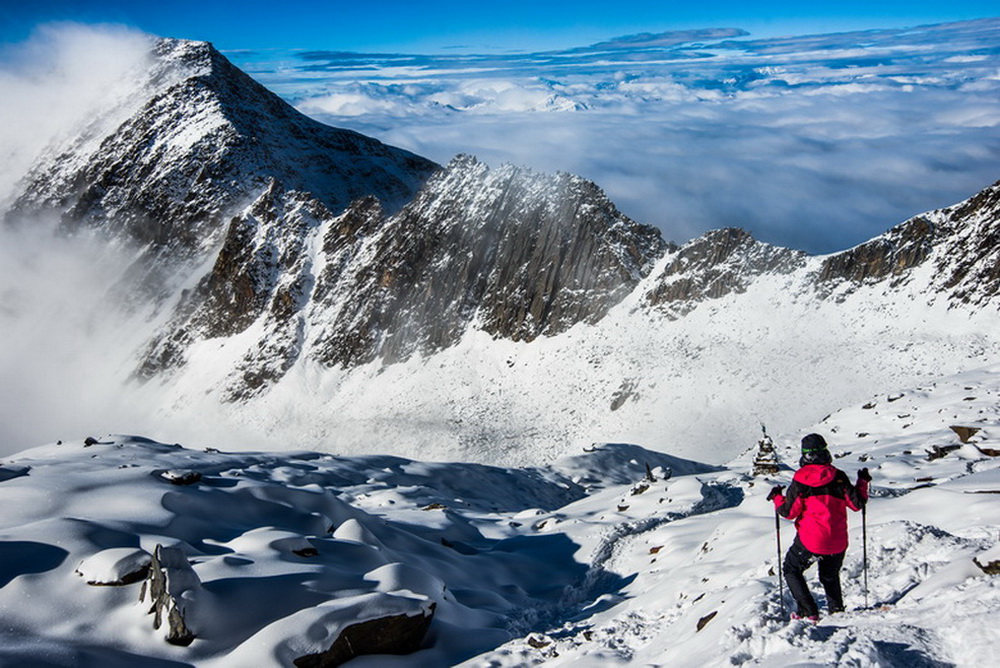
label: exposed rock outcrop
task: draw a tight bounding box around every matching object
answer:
[644,227,805,317]
[950,425,981,443]
[139,544,200,646]
[138,156,668,398]
[293,603,435,668]
[973,544,1000,575]
[311,157,667,367]
[816,180,1000,306]
[817,216,936,286]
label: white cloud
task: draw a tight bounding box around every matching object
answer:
[0,24,157,454]
[0,220,150,455]
[237,20,1000,253]
[0,23,152,202]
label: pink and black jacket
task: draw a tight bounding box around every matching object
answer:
[772,464,869,555]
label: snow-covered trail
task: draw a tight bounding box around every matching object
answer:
[460,367,1000,667]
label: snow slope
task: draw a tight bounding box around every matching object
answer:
[135,192,1000,467]
[1,365,998,666]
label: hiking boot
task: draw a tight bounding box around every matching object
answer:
[790,612,820,623]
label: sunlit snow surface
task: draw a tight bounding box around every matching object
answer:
[1,367,998,666]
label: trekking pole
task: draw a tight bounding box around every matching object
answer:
[862,503,869,609]
[767,485,786,617]
[775,507,785,616]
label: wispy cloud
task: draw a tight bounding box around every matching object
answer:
[0,23,152,203]
[234,19,1000,252]
[0,24,156,454]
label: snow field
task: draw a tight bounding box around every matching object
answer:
[1,362,999,666]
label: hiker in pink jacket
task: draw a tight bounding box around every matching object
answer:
[768,433,870,620]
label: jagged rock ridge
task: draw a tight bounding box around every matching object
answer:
[816,179,1000,306]
[644,227,807,318]
[139,157,668,399]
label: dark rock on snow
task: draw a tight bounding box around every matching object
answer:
[158,469,203,486]
[139,544,200,646]
[950,425,981,443]
[293,603,436,668]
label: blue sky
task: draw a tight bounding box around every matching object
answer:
[2,1,998,53]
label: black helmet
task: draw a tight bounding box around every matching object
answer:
[800,433,832,465]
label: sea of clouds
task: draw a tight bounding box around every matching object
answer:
[233,19,1000,253]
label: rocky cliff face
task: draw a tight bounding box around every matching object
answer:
[815,179,1000,306]
[138,157,668,399]
[309,156,667,368]
[922,180,1000,306]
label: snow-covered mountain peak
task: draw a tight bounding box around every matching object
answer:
[4,37,438,303]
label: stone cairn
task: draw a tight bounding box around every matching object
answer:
[752,425,780,476]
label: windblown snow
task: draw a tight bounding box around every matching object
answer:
[1,366,998,666]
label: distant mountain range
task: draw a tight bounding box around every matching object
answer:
[4,38,1000,464]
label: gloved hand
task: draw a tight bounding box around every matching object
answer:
[858,468,872,482]
[766,485,784,501]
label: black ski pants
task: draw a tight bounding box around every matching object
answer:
[783,536,845,617]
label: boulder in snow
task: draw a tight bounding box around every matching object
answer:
[973,544,1000,575]
[950,425,981,443]
[926,444,961,461]
[292,602,435,668]
[696,610,718,631]
[76,548,151,586]
[157,469,202,486]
